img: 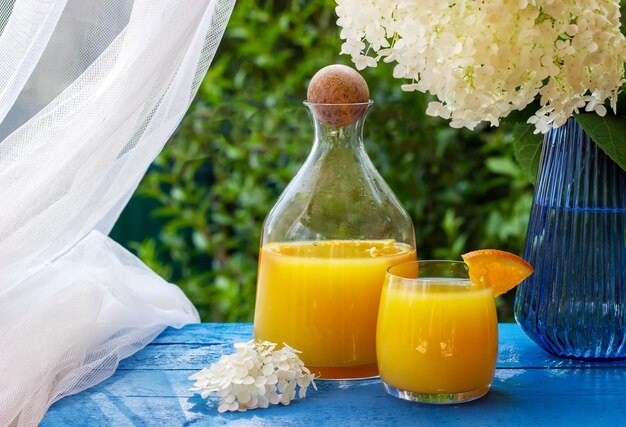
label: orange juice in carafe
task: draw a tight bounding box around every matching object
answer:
[253,65,416,379]
[254,240,416,378]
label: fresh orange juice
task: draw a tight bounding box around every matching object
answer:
[377,277,497,395]
[254,240,416,379]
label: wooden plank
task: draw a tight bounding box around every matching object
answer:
[123,342,626,370]
[129,324,626,370]
[497,324,626,368]
[118,343,232,371]
[42,367,626,426]
[151,323,252,345]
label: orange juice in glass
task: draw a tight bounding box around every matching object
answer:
[376,261,497,403]
[254,240,416,379]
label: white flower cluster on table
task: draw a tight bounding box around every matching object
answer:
[336,0,626,133]
[189,340,317,413]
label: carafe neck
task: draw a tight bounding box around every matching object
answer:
[305,102,372,151]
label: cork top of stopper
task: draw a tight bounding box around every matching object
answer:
[306,64,370,126]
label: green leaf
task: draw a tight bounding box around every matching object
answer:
[575,113,626,174]
[512,123,543,184]
[485,157,520,177]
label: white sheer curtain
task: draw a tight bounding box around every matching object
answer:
[0,0,235,424]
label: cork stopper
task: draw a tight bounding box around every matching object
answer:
[306,64,370,126]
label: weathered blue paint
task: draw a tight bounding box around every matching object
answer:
[42,324,626,426]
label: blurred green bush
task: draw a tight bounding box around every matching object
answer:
[112,0,533,322]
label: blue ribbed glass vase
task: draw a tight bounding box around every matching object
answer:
[514,118,626,359]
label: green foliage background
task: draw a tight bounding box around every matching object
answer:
[111,0,534,322]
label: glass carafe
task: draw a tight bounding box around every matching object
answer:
[253,101,416,379]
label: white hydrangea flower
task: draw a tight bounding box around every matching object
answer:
[189,341,317,413]
[335,0,626,133]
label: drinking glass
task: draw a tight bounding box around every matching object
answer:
[376,261,498,403]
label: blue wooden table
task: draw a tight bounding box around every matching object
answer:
[42,323,626,426]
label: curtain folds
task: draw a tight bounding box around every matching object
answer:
[0,1,235,424]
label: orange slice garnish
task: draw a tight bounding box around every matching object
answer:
[461,249,534,296]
